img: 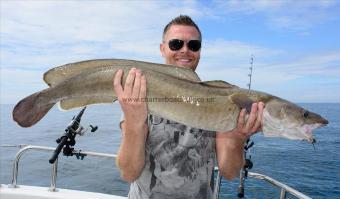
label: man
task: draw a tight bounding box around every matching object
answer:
[113,15,264,199]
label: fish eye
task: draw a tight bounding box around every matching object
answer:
[303,111,309,118]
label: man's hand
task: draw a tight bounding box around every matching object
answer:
[113,68,148,182]
[216,102,264,179]
[225,102,265,141]
[113,68,148,130]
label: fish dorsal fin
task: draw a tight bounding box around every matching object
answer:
[44,59,201,87]
[201,80,237,88]
[59,97,117,110]
[230,93,254,113]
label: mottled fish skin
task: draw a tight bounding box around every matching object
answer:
[13,60,328,142]
[43,59,201,87]
[44,59,202,110]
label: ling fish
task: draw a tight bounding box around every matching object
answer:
[12,59,328,142]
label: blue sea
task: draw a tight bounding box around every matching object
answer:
[0,103,339,198]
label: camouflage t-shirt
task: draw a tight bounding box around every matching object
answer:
[125,114,216,199]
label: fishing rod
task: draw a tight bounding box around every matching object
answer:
[237,55,255,198]
[49,106,98,164]
[247,55,254,91]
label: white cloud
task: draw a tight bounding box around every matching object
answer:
[1,0,339,103]
[213,0,339,32]
[259,51,340,77]
[196,50,340,100]
[196,39,285,86]
[0,68,46,104]
[202,39,283,64]
[0,0,203,69]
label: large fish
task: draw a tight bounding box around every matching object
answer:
[13,59,328,142]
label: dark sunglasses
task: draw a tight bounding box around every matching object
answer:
[168,39,201,52]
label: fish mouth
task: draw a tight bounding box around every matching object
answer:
[303,123,326,143]
[306,137,316,143]
[318,117,329,125]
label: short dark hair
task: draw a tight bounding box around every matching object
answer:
[163,15,202,41]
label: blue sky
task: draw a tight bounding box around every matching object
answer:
[1,0,340,104]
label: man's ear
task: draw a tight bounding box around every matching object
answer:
[160,43,165,57]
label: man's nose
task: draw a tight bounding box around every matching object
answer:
[180,43,189,53]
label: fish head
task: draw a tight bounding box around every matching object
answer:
[262,99,328,142]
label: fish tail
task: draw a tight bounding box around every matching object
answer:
[12,91,55,127]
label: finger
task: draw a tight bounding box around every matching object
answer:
[113,69,124,97]
[139,74,147,100]
[245,103,258,130]
[124,68,137,97]
[131,69,141,99]
[252,102,265,132]
[237,108,246,129]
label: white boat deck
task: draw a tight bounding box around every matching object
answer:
[0,184,127,199]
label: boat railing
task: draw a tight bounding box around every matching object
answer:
[6,145,311,199]
[247,172,312,199]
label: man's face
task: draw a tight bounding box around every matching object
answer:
[160,25,201,71]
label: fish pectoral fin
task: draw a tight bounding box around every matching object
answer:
[59,97,117,110]
[230,93,254,113]
[200,80,237,88]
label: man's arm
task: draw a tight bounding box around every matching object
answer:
[216,102,264,180]
[118,121,148,182]
[113,68,148,182]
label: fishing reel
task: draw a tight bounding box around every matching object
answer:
[49,107,98,164]
[237,139,254,198]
